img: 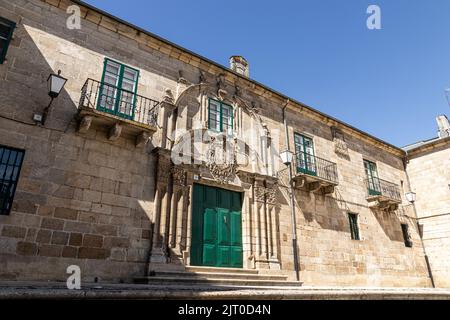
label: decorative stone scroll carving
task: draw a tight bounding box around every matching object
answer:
[254,185,266,203]
[331,126,349,157]
[172,166,187,186]
[265,185,277,205]
[218,88,228,101]
[162,89,175,105]
[177,70,189,85]
[206,135,238,184]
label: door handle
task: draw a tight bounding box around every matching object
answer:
[223,216,227,224]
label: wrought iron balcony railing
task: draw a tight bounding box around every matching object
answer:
[79,78,160,127]
[365,177,401,202]
[293,152,339,185]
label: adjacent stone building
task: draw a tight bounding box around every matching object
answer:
[0,0,447,288]
[404,116,450,288]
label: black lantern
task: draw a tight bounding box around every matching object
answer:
[42,70,67,125]
[47,70,67,98]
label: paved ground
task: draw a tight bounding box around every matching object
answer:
[0,281,450,299]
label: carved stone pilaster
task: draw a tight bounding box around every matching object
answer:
[157,162,171,184]
[156,149,172,184]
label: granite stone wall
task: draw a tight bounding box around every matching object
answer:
[0,0,434,287]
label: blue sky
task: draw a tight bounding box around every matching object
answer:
[83,0,450,147]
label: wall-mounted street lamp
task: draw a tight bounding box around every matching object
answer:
[280,149,294,166]
[405,191,416,204]
[47,70,67,98]
[41,70,67,125]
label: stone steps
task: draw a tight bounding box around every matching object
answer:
[185,266,260,274]
[135,276,302,287]
[148,270,287,281]
[135,266,302,288]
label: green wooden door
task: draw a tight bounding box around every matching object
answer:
[364,160,381,195]
[294,133,317,176]
[191,184,243,268]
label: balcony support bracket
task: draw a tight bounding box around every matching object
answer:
[136,131,150,148]
[108,123,122,141]
[307,181,322,193]
[78,115,92,133]
[322,185,335,195]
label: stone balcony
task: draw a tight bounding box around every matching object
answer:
[77,78,160,147]
[292,152,339,195]
[365,178,402,210]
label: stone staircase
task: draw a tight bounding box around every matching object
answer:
[135,266,303,288]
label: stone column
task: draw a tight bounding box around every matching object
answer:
[240,179,254,269]
[169,167,187,260]
[168,188,179,249]
[160,90,176,150]
[266,182,281,269]
[150,150,171,264]
[184,174,195,265]
[176,188,187,251]
[254,178,269,268]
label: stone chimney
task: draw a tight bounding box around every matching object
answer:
[229,56,249,77]
[436,115,450,138]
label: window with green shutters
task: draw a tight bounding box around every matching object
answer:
[401,224,413,248]
[294,133,317,175]
[348,213,360,240]
[208,98,233,135]
[0,17,16,64]
[97,58,140,120]
[364,159,381,195]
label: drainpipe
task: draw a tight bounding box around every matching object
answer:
[282,100,300,282]
[404,151,435,288]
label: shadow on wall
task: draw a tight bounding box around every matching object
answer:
[0,15,159,282]
[0,23,77,132]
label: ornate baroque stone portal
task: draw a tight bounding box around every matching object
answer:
[149,73,281,271]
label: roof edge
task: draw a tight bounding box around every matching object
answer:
[52,0,405,156]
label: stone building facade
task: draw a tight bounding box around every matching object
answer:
[0,0,444,288]
[404,118,450,288]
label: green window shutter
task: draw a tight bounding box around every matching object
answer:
[97,58,139,120]
[208,99,221,131]
[208,98,233,134]
[364,159,381,195]
[348,213,360,240]
[294,133,317,175]
[0,17,16,64]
